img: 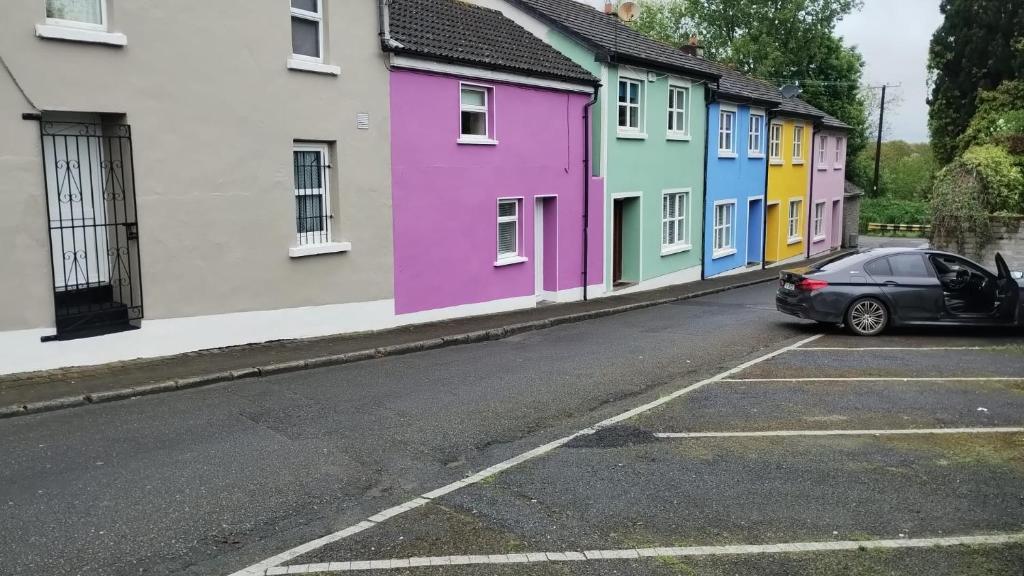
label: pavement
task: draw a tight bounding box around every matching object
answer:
[2,280,1022,576]
[857,235,930,250]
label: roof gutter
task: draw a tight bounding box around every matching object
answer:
[378,0,404,51]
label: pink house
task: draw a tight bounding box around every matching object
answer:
[808,116,851,257]
[384,0,603,316]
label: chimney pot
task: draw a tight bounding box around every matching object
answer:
[604,2,616,14]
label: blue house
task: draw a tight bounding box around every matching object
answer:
[702,67,782,277]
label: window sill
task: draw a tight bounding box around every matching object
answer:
[35,24,126,46]
[712,248,737,260]
[666,132,691,142]
[718,151,738,159]
[457,137,499,146]
[787,236,802,245]
[494,256,528,267]
[660,244,692,257]
[817,165,828,171]
[792,159,805,165]
[748,153,765,159]
[289,242,351,258]
[617,131,647,140]
[833,165,844,170]
[812,235,827,243]
[769,159,784,166]
[287,58,341,76]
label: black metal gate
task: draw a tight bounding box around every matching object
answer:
[40,119,144,340]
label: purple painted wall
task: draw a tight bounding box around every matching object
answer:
[390,69,603,314]
[809,130,847,257]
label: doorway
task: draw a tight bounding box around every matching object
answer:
[747,198,764,265]
[611,196,640,286]
[534,197,557,301]
[765,201,780,263]
[831,199,842,249]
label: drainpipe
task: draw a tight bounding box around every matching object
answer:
[699,80,718,280]
[761,108,776,270]
[582,83,599,301]
[806,120,820,260]
[377,0,403,50]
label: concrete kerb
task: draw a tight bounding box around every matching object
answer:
[0,274,783,420]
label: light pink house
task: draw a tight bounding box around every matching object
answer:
[384,0,603,316]
[808,117,851,257]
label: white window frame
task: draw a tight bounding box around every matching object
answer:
[660,188,691,255]
[769,122,783,164]
[748,111,765,158]
[290,0,324,63]
[792,124,804,164]
[834,136,844,169]
[787,198,803,243]
[712,200,737,258]
[495,198,524,265]
[718,105,737,158]
[817,134,828,169]
[458,82,497,145]
[666,82,691,140]
[290,142,350,258]
[44,0,107,31]
[813,200,826,241]
[617,76,646,138]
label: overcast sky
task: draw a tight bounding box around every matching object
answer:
[836,0,943,143]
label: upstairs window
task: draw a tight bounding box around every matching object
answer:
[792,125,804,162]
[291,0,323,62]
[667,85,690,137]
[46,0,106,30]
[618,78,643,132]
[835,137,844,167]
[817,135,827,167]
[460,85,494,143]
[496,199,520,261]
[769,123,783,162]
[718,109,736,156]
[748,113,764,156]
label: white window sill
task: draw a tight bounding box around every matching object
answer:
[792,159,805,165]
[458,137,499,146]
[817,165,828,171]
[770,159,784,166]
[660,243,692,257]
[748,152,765,159]
[287,58,341,76]
[289,242,351,258]
[617,130,647,140]
[718,151,738,159]
[35,24,126,46]
[666,132,691,141]
[712,248,737,260]
[787,236,802,245]
[494,255,528,267]
[812,235,827,243]
[833,165,844,170]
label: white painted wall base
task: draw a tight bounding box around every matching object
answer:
[766,253,807,268]
[600,266,702,297]
[706,263,762,279]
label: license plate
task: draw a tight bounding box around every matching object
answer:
[783,282,795,291]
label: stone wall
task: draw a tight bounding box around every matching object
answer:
[842,193,862,248]
[932,215,1024,271]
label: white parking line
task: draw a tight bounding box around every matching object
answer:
[265,533,1024,573]
[793,347,1006,351]
[226,334,824,576]
[720,377,1024,383]
[653,427,1024,439]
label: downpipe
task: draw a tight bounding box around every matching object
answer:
[582,84,599,300]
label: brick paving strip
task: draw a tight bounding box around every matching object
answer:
[0,253,846,419]
[266,533,1024,574]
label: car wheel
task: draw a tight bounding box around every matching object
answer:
[846,297,888,336]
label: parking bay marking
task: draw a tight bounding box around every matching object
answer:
[653,427,1024,439]
[793,346,1010,351]
[720,377,1024,383]
[226,334,825,576]
[265,533,1024,574]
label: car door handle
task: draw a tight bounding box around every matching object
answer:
[883,281,899,286]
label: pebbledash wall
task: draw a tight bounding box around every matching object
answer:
[389,67,604,315]
[0,0,394,375]
[807,128,847,257]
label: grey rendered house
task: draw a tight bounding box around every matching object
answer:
[0,0,395,374]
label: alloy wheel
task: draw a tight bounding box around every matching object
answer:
[849,299,887,336]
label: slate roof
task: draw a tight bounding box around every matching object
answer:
[705,62,782,105]
[507,0,720,79]
[386,0,598,85]
[776,96,826,119]
[821,113,852,130]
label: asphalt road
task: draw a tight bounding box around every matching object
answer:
[4,282,1023,576]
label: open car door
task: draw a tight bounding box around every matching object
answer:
[994,253,1020,321]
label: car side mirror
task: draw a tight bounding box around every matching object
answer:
[1012,271,1024,280]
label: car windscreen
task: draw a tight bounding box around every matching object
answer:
[807,251,859,272]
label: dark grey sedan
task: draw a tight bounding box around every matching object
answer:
[776,248,1024,336]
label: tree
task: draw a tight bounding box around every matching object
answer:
[631,0,869,159]
[927,0,1024,164]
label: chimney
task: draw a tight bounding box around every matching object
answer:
[604,2,616,14]
[680,35,703,58]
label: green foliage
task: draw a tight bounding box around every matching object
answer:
[930,160,991,253]
[927,0,1024,164]
[848,141,936,200]
[630,0,869,159]
[959,145,1024,213]
[957,81,1024,160]
[859,197,929,229]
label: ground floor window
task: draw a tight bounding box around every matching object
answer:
[713,201,736,256]
[496,198,520,261]
[813,201,826,239]
[788,199,802,241]
[661,190,690,249]
[293,143,332,246]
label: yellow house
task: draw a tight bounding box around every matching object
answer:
[765,99,823,263]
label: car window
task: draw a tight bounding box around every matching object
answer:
[809,251,859,272]
[864,257,891,277]
[888,254,931,277]
[932,254,987,276]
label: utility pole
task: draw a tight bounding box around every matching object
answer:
[872,84,886,196]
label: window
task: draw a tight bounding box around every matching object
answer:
[661,190,690,250]
[817,135,827,167]
[769,123,783,162]
[618,78,642,132]
[864,258,891,277]
[787,199,802,241]
[293,143,332,246]
[45,0,105,29]
[792,125,804,162]
[813,201,825,239]
[889,254,931,277]
[667,85,690,137]
[460,85,492,141]
[834,137,844,168]
[496,199,520,261]
[291,0,323,62]
[718,109,736,156]
[713,201,736,256]
[748,113,764,156]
